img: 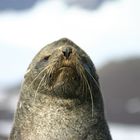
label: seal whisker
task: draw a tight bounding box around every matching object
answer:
[84,68,100,91]
[77,63,94,117]
[28,65,51,88]
[81,69,94,117]
[78,67,87,97]
[34,73,46,103]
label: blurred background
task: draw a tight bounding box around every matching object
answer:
[0,0,140,139]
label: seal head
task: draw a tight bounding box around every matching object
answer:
[25,38,99,103]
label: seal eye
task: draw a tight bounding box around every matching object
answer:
[43,56,50,61]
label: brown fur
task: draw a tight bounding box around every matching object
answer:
[9,38,112,140]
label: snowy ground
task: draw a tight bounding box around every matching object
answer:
[110,123,140,140]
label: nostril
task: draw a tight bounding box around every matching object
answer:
[62,47,72,59]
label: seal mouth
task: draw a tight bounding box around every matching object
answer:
[52,65,79,86]
[58,66,75,71]
[49,64,81,98]
[56,65,77,79]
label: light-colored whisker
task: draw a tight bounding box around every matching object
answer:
[82,71,94,117]
[33,74,46,103]
[79,68,87,97]
[84,68,100,91]
[28,65,50,88]
[78,64,94,117]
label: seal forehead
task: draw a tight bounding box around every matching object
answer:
[29,37,94,73]
[36,38,74,56]
[41,38,87,57]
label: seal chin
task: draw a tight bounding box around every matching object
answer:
[49,66,80,98]
[55,66,79,83]
[58,66,74,71]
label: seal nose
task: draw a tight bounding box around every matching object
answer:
[62,47,72,59]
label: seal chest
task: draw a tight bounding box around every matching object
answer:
[9,38,112,140]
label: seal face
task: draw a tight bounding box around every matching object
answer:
[25,38,98,100]
[9,38,112,140]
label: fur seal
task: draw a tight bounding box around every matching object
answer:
[9,38,112,140]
